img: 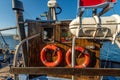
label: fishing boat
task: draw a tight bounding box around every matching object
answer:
[0,0,120,80]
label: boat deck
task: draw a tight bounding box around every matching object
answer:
[0,66,13,80]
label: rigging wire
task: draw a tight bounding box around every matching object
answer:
[77,0,79,15]
[24,11,33,19]
[14,27,19,48]
[0,32,8,48]
[100,42,110,80]
[112,7,117,14]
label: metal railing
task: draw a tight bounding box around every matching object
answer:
[13,33,41,67]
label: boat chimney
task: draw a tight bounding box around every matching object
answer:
[12,0,24,11]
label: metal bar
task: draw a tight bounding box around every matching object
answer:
[92,9,97,16]
[47,5,57,20]
[10,67,120,76]
[78,8,84,17]
[72,37,76,67]
[92,15,100,38]
[103,29,109,38]
[98,4,113,16]
[71,36,76,80]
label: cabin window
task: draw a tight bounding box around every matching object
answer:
[43,27,54,42]
[61,27,72,43]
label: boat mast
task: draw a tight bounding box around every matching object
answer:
[12,0,28,66]
[47,0,60,20]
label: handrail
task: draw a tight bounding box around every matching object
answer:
[92,15,100,38]
[71,36,76,80]
[13,33,41,67]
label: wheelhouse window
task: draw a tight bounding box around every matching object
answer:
[43,27,54,42]
[61,27,72,43]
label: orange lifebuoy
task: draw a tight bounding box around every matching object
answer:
[40,44,62,67]
[66,47,90,68]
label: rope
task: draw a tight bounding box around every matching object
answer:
[0,32,8,48]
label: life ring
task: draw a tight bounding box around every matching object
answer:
[40,44,62,67]
[66,47,90,68]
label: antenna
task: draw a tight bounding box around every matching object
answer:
[77,0,79,14]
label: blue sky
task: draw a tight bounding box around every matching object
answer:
[0,0,120,34]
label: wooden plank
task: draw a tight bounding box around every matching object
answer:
[10,67,120,76]
[28,22,41,67]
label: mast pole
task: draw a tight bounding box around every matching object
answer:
[47,0,58,20]
[12,0,28,66]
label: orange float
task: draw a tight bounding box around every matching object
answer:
[66,47,90,68]
[40,44,62,67]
